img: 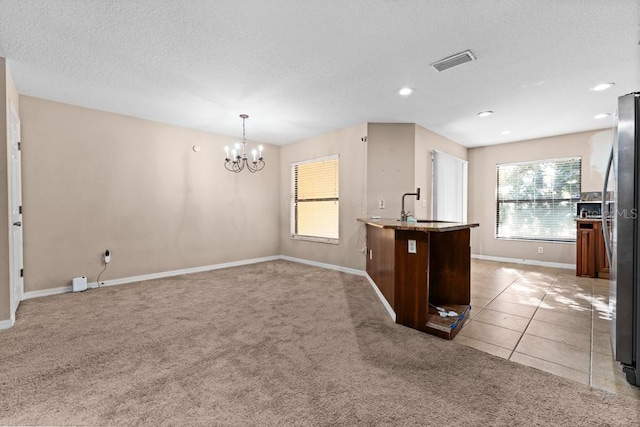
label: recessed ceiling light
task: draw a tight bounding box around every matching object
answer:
[591,83,615,91]
[501,130,512,135]
[477,111,494,118]
[594,113,612,119]
[398,87,413,96]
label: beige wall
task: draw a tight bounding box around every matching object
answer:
[20,96,280,292]
[468,128,613,265]
[414,124,468,219]
[279,123,368,270]
[367,123,415,218]
[278,121,467,272]
[365,123,467,220]
[8,91,614,303]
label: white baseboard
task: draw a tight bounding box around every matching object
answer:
[365,273,396,321]
[279,255,366,276]
[20,255,368,303]
[0,318,15,330]
[90,255,281,289]
[23,256,280,300]
[471,254,575,270]
[23,285,73,300]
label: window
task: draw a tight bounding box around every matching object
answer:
[291,155,339,243]
[496,157,581,242]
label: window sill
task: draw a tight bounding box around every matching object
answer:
[495,237,575,244]
[291,235,339,245]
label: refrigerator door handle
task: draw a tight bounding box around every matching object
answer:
[602,144,614,266]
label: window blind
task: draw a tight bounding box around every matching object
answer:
[292,155,339,241]
[496,157,581,241]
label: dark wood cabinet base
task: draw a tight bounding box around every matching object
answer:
[364,222,475,339]
[576,219,609,279]
[425,304,471,340]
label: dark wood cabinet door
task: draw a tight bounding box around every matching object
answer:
[428,228,471,306]
[576,225,596,277]
[366,225,396,308]
[594,220,610,278]
[394,230,429,332]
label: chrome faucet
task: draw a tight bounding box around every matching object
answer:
[400,188,421,222]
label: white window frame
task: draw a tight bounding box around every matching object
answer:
[290,154,339,244]
[496,156,582,243]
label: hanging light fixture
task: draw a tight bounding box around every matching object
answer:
[224,114,265,173]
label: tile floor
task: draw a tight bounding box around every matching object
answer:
[454,259,640,400]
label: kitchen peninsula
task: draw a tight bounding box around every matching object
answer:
[359,218,479,339]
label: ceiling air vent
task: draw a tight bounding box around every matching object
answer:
[431,50,476,72]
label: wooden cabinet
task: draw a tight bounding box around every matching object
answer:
[364,222,475,339]
[595,222,610,279]
[576,219,609,278]
[366,225,396,308]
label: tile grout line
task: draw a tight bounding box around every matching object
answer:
[467,269,523,325]
[470,266,589,356]
[470,263,620,392]
[466,268,532,351]
[507,347,591,376]
[507,274,557,360]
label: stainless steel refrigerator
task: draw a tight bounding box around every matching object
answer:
[604,92,640,386]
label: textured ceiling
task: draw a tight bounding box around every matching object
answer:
[0,0,638,147]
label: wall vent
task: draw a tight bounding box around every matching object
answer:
[431,50,476,72]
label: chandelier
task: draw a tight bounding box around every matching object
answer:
[224,114,265,173]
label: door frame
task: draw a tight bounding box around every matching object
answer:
[8,101,23,323]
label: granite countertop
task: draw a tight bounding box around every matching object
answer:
[357,218,479,232]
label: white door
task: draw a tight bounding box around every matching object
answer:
[432,150,468,222]
[9,102,23,322]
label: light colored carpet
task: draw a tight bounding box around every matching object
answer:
[1,260,638,426]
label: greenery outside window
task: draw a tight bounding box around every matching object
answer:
[291,155,339,243]
[496,157,581,242]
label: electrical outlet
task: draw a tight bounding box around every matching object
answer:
[538,247,544,254]
[408,240,417,254]
[104,249,111,263]
[379,199,385,209]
